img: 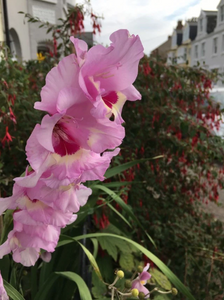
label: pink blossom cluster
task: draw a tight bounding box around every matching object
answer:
[0,30,144,267]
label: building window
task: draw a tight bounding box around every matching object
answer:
[199,18,203,31]
[213,37,218,54]
[183,48,187,61]
[201,42,205,57]
[222,35,224,52]
[221,5,224,22]
[195,45,198,58]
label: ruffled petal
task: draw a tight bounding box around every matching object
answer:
[35,54,80,114]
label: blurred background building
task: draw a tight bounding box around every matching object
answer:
[151,0,224,78]
[150,35,171,61]
[0,0,93,61]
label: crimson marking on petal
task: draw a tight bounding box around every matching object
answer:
[52,116,80,156]
[102,91,118,108]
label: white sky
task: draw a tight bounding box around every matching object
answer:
[84,0,220,55]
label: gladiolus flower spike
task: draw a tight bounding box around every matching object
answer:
[0,29,144,266]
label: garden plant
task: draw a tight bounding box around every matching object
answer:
[0,2,224,300]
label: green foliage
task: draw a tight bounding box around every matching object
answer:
[150,268,172,291]
[114,57,224,299]
[1,2,222,299]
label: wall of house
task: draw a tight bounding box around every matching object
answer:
[191,18,224,74]
[27,0,65,59]
[7,0,31,61]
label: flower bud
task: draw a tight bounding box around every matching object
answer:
[172,288,178,295]
[138,292,146,299]
[125,279,132,289]
[131,288,139,297]
[117,270,124,279]
[137,265,144,273]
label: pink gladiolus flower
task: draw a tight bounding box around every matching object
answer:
[23,110,121,187]
[131,264,151,298]
[0,229,41,267]
[71,29,144,124]
[0,30,143,267]
[0,212,62,266]
[11,172,92,214]
[0,181,78,226]
[0,272,9,300]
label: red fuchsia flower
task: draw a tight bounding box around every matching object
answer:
[9,107,16,123]
[131,263,151,298]
[0,271,8,300]
[70,29,144,124]
[1,127,13,147]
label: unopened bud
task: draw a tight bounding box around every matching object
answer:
[138,292,146,299]
[125,279,132,289]
[172,288,178,295]
[131,288,139,297]
[137,265,143,273]
[117,270,124,279]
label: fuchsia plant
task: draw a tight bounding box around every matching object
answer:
[0,30,144,267]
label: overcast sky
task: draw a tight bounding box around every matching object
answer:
[84,0,219,55]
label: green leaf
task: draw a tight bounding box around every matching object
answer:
[34,274,58,300]
[106,201,132,228]
[92,185,156,247]
[153,294,171,300]
[78,242,103,280]
[150,268,172,290]
[91,238,99,259]
[92,271,107,299]
[3,280,25,300]
[119,252,134,271]
[104,156,163,179]
[103,181,140,188]
[98,236,118,261]
[59,233,195,300]
[55,271,92,300]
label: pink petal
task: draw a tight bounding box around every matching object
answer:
[121,84,142,101]
[35,54,80,114]
[0,272,9,300]
[79,29,144,96]
[12,247,40,267]
[70,36,88,66]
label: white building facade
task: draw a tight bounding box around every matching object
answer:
[1,0,76,61]
[191,0,224,75]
